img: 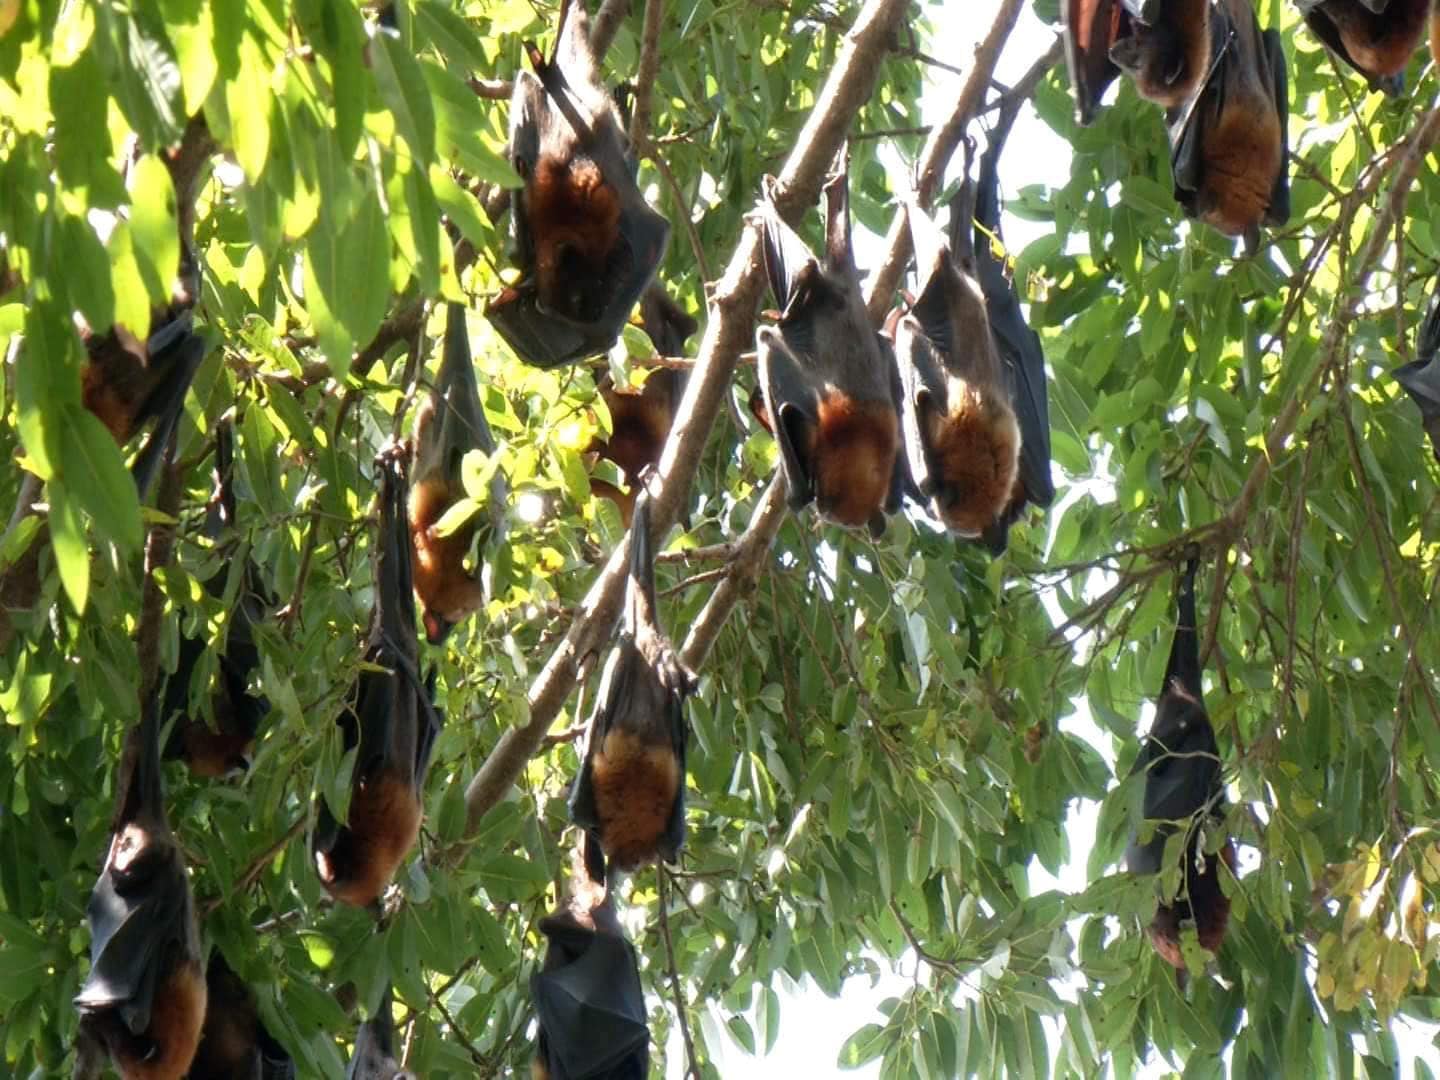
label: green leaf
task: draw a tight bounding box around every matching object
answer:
[57,404,143,553]
[838,1023,889,1069]
[127,155,180,307]
[371,28,437,164]
[47,478,90,613]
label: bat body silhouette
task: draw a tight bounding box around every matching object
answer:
[487,2,670,368]
[1297,0,1434,94]
[751,170,903,536]
[82,306,209,499]
[531,895,649,1079]
[570,494,695,885]
[1125,556,1233,975]
[1394,279,1440,464]
[1062,0,1216,124]
[959,109,1056,553]
[409,302,506,645]
[162,421,271,779]
[590,290,697,526]
[1168,0,1290,250]
[314,451,444,908]
[188,951,294,1079]
[346,989,416,1080]
[74,699,207,1079]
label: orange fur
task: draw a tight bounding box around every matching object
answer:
[1130,0,1212,107]
[812,394,899,529]
[1148,841,1235,970]
[590,478,637,526]
[1323,0,1429,77]
[409,473,484,635]
[926,388,1021,536]
[530,157,622,309]
[589,728,680,873]
[318,771,422,907]
[82,352,151,442]
[112,960,207,1080]
[174,723,253,779]
[598,372,676,481]
[1197,100,1282,238]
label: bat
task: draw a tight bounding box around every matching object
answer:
[82,305,210,499]
[74,697,207,1079]
[346,988,416,1080]
[1167,0,1290,251]
[162,420,271,779]
[751,168,904,537]
[409,302,507,645]
[590,289,698,526]
[1124,554,1233,976]
[486,0,670,369]
[1393,279,1440,465]
[569,492,695,885]
[1296,0,1432,95]
[313,449,445,908]
[959,109,1056,554]
[531,893,649,1080]
[892,183,1024,540]
[1062,0,1216,125]
[188,951,295,1080]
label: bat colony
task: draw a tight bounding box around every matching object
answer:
[47,0,1440,1073]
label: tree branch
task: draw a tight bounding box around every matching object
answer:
[456,0,910,841]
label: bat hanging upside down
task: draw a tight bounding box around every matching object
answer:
[313,449,444,908]
[1296,0,1437,95]
[345,987,417,1080]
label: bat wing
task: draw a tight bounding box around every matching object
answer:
[1162,557,1202,703]
[438,302,508,530]
[486,286,600,369]
[507,71,547,269]
[639,288,698,358]
[755,326,820,510]
[129,328,208,500]
[1063,0,1124,125]
[1395,286,1440,429]
[1168,8,1236,211]
[892,312,947,501]
[532,932,649,1078]
[1261,27,1291,228]
[346,990,413,1080]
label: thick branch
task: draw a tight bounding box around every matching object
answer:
[458,0,910,839]
[628,0,664,148]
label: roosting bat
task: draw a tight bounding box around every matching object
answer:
[188,951,294,1080]
[590,289,698,526]
[74,698,207,1079]
[1062,0,1216,125]
[346,988,416,1080]
[82,305,209,499]
[1167,0,1290,250]
[409,302,507,645]
[531,892,649,1079]
[162,420,271,779]
[1124,555,1234,976]
[1296,0,1433,94]
[959,111,1056,554]
[1394,279,1440,465]
[751,169,904,536]
[892,190,1025,540]
[314,450,444,908]
[486,1,670,369]
[570,493,695,885]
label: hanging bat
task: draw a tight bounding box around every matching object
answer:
[960,109,1056,554]
[346,988,416,1080]
[74,698,207,1079]
[82,306,209,499]
[892,186,1023,540]
[531,893,649,1079]
[162,420,271,779]
[1167,0,1290,251]
[1296,0,1432,94]
[1062,0,1216,125]
[409,302,507,645]
[1124,554,1234,976]
[188,951,295,1080]
[569,492,695,885]
[313,450,444,908]
[1394,279,1440,465]
[486,0,670,369]
[590,288,698,526]
[751,169,904,537]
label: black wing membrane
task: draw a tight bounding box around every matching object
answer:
[313,451,444,907]
[488,3,670,368]
[569,493,694,885]
[190,950,296,1080]
[75,696,207,1078]
[1394,278,1440,464]
[532,901,650,1080]
[1295,0,1428,96]
[347,988,416,1080]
